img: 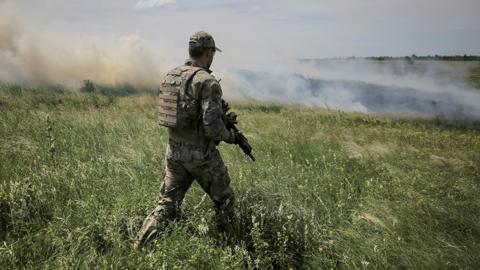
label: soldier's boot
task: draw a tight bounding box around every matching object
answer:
[134,206,169,249]
[134,217,159,249]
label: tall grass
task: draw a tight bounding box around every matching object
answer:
[0,85,479,269]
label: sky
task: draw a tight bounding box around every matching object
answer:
[2,0,479,64]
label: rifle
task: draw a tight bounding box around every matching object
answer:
[222,100,255,161]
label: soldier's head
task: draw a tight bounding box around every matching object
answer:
[189,31,221,69]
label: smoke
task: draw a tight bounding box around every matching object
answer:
[1,8,480,120]
[222,59,480,120]
[0,10,171,87]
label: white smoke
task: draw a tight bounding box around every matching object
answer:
[221,59,480,120]
[0,10,173,87]
[1,8,480,120]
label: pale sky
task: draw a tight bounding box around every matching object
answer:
[2,0,480,62]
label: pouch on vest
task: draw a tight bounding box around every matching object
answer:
[158,66,203,128]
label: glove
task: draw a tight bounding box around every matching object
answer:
[225,112,237,126]
[221,100,230,113]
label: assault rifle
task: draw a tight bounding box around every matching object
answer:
[222,100,255,161]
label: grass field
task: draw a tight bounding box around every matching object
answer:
[0,84,479,269]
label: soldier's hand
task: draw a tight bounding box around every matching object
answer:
[221,100,230,113]
[225,112,237,126]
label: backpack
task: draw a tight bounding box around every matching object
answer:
[158,66,203,128]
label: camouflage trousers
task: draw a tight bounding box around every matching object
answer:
[135,143,235,248]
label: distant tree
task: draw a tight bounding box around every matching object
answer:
[81,80,95,93]
[405,56,414,64]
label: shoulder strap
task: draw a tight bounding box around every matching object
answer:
[184,67,203,84]
[181,67,204,99]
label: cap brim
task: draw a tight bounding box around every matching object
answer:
[215,46,222,52]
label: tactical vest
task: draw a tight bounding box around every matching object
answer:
[158,66,203,128]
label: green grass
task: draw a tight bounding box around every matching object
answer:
[1,86,479,269]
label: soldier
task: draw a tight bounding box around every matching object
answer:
[135,31,237,248]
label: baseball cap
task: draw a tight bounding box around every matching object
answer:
[189,31,222,52]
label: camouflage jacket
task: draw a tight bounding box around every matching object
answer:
[167,59,232,153]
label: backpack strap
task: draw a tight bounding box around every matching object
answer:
[180,67,203,99]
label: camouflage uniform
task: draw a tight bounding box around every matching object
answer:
[135,32,235,248]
